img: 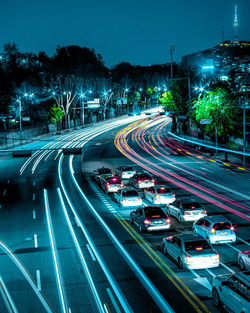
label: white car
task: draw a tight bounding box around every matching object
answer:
[238,251,250,270]
[101,176,124,193]
[212,272,250,313]
[113,188,142,207]
[162,234,220,269]
[193,215,236,244]
[167,199,207,223]
[144,185,175,205]
[129,172,155,189]
[116,166,136,180]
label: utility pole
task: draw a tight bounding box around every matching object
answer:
[169,43,175,79]
[243,98,246,166]
[19,99,22,141]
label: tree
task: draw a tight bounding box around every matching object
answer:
[49,104,64,128]
[192,87,240,142]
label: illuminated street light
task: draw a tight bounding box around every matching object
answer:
[125,88,129,92]
[89,90,93,94]
[199,87,204,92]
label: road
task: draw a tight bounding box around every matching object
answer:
[0,114,249,313]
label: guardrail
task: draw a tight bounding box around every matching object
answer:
[168,132,250,157]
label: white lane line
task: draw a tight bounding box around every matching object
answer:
[36,270,41,291]
[237,236,250,246]
[106,288,122,313]
[226,243,241,252]
[71,161,175,313]
[32,193,36,201]
[44,189,68,313]
[57,188,105,313]
[7,180,10,185]
[0,276,19,313]
[103,304,109,313]
[86,244,96,261]
[33,210,36,219]
[3,189,6,196]
[33,181,36,186]
[205,268,216,278]
[200,167,214,173]
[34,234,38,248]
[220,262,235,273]
[0,241,53,313]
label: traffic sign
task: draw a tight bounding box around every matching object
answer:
[200,119,212,124]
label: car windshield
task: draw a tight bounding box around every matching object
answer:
[182,202,201,209]
[213,222,232,230]
[123,167,134,171]
[144,207,165,218]
[184,240,210,251]
[138,174,151,180]
[123,190,138,197]
[157,187,171,194]
[99,169,111,174]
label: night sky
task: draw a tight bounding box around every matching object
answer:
[1,0,250,67]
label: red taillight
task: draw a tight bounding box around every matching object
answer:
[184,211,191,215]
[98,175,100,178]
[172,193,175,197]
[211,228,216,234]
[138,180,141,184]
[195,246,203,251]
[165,218,170,223]
[143,219,152,225]
[230,226,234,231]
[202,210,207,214]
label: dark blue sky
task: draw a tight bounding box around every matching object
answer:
[1,0,249,67]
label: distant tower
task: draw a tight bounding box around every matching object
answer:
[222,24,224,42]
[234,1,239,42]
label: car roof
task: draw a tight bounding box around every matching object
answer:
[175,234,204,242]
[122,187,137,192]
[204,215,230,223]
[233,271,250,285]
[180,199,199,203]
[155,185,171,190]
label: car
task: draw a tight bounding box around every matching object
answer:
[144,185,176,205]
[130,206,171,232]
[162,234,220,269]
[238,251,250,270]
[193,215,236,244]
[115,166,136,180]
[113,188,142,207]
[166,199,207,223]
[129,172,155,189]
[212,271,250,313]
[101,176,124,193]
[94,167,113,183]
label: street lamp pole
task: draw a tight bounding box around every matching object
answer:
[243,100,246,166]
[19,99,22,141]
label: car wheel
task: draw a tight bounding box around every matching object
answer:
[212,288,220,307]
[177,257,183,269]
[162,243,167,255]
[130,215,134,224]
[138,223,143,233]
[177,214,182,223]
[239,257,245,271]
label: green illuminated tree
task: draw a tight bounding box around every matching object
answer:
[49,104,64,128]
[192,87,240,142]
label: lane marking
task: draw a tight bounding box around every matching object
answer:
[226,243,241,252]
[3,189,6,196]
[86,244,96,261]
[33,210,36,219]
[34,234,38,248]
[220,262,234,273]
[106,288,122,313]
[205,268,216,278]
[0,275,19,313]
[36,270,41,291]
[237,236,250,246]
[200,167,214,173]
[7,180,10,185]
[32,193,36,201]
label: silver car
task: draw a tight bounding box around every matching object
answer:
[116,166,136,180]
[167,199,207,223]
[113,188,142,207]
[193,215,236,244]
[162,234,220,269]
[212,271,250,313]
[144,185,176,205]
[238,251,250,270]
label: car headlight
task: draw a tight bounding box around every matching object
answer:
[186,256,192,264]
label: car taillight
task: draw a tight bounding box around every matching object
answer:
[186,256,192,264]
[184,211,191,215]
[202,210,207,214]
[230,226,234,231]
[98,175,100,178]
[138,180,141,184]
[152,179,156,183]
[213,254,220,261]
[122,199,128,203]
[155,194,160,198]
[165,218,170,223]
[121,183,124,187]
[172,193,175,197]
[143,219,152,225]
[211,228,216,234]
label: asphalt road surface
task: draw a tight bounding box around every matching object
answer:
[0,114,249,313]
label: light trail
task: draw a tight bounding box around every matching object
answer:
[0,276,19,313]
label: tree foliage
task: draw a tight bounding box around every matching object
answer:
[49,104,64,125]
